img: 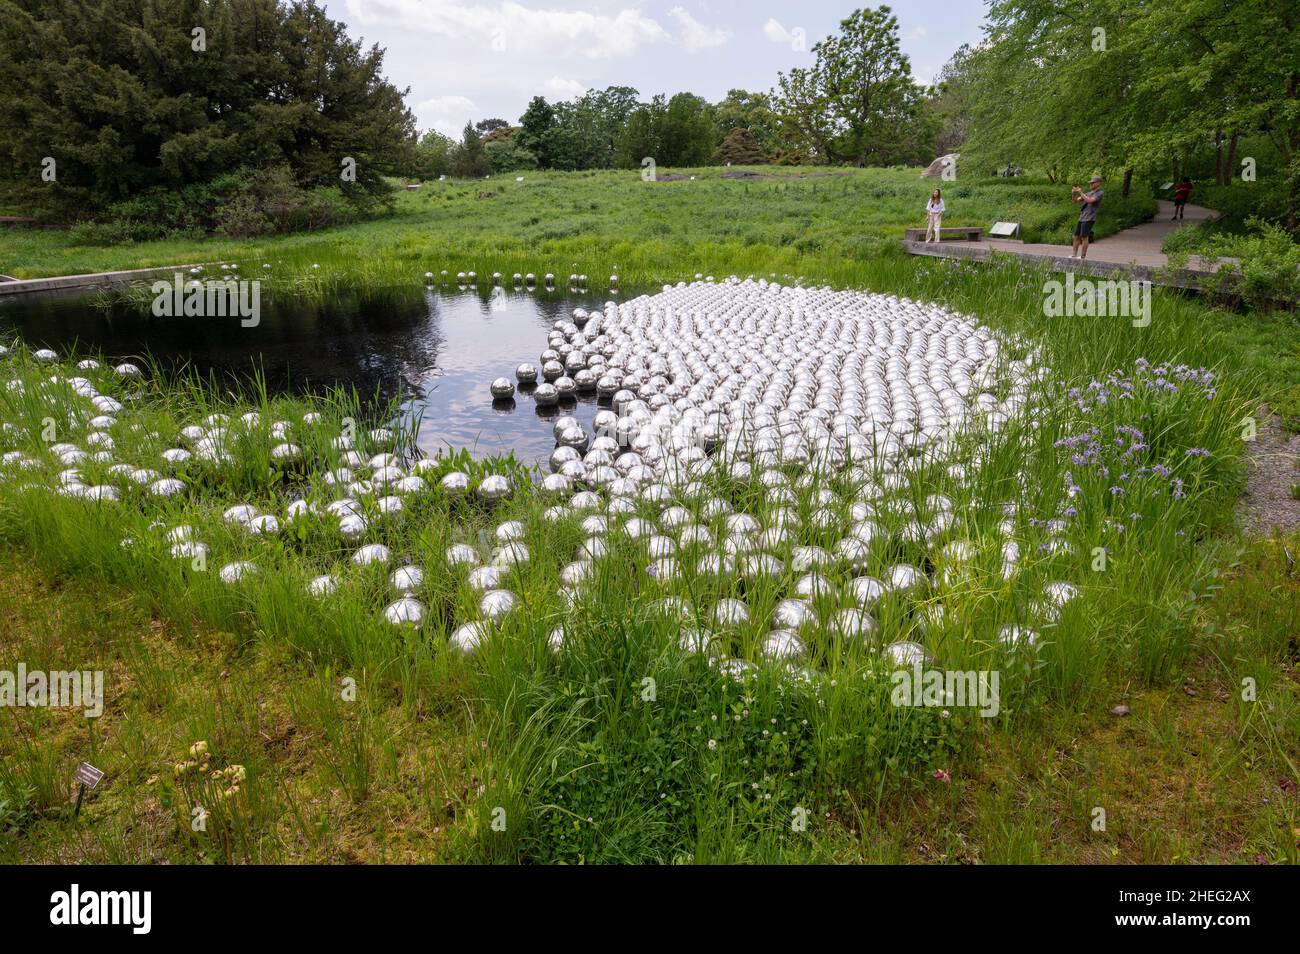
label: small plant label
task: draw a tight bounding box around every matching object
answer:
[75,762,104,789]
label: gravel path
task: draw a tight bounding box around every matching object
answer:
[1237,411,1300,536]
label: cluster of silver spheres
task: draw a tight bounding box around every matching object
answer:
[460,279,1072,676]
[0,345,525,646]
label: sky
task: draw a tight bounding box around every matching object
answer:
[331,0,991,137]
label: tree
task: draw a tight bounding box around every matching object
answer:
[930,44,979,157]
[485,138,537,173]
[714,89,779,156]
[773,6,933,166]
[0,0,416,216]
[475,118,510,135]
[960,0,1300,219]
[516,96,557,165]
[659,93,717,166]
[413,130,455,180]
[615,98,664,169]
[716,128,767,165]
[450,123,491,178]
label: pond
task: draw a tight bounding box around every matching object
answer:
[0,283,630,465]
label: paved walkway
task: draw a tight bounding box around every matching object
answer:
[904,200,1232,288]
[982,200,1224,270]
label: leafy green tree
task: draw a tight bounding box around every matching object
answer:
[615,98,664,169]
[413,130,455,180]
[965,0,1300,220]
[516,96,557,165]
[658,93,717,167]
[929,44,979,157]
[0,0,415,216]
[773,6,932,166]
[484,138,536,173]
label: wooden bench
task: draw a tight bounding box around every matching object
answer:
[904,226,982,242]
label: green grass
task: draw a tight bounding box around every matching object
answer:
[0,167,1156,286]
[1,167,1297,865]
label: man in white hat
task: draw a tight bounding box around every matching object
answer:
[1069,175,1104,259]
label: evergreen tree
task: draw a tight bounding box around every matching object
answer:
[716,128,767,165]
[0,0,415,215]
[450,123,491,178]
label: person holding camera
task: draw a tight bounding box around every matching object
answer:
[1070,175,1103,260]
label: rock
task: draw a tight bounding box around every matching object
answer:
[1109,704,1132,717]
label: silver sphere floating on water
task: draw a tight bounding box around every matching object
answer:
[516,363,538,384]
[490,377,516,399]
[534,383,559,407]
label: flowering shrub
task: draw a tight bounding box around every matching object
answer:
[1051,360,1240,534]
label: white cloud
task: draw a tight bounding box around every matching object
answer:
[906,26,929,40]
[762,17,793,45]
[347,0,671,59]
[668,6,731,54]
[416,94,479,136]
[545,75,588,100]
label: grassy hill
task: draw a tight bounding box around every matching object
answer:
[0,167,1157,286]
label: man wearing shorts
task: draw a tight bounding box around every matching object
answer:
[1070,175,1103,259]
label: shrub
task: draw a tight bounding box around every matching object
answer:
[1166,217,1300,310]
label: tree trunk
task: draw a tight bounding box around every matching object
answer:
[1214,127,1224,186]
[1121,167,1133,198]
[1224,128,1240,186]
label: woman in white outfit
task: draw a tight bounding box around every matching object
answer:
[924,189,945,242]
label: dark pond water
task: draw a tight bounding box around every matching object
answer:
[0,284,630,464]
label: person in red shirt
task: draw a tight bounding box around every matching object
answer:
[1173,177,1193,220]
